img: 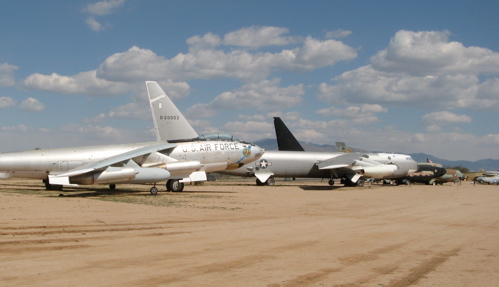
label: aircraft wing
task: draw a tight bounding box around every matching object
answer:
[57,142,177,178]
[316,153,367,170]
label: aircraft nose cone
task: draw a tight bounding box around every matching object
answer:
[250,145,265,160]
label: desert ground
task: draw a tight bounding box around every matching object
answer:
[1,178,498,287]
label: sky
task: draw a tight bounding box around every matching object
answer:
[1,0,498,161]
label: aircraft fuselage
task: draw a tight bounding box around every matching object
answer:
[0,140,263,181]
[223,151,417,180]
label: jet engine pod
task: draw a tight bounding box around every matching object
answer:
[165,161,202,172]
[361,165,398,178]
[127,168,171,183]
[71,167,137,185]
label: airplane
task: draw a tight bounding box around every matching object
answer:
[402,162,447,185]
[240,117,417,186]
[189,117,417,187]
[475,171,499,184]
[0,81,264,194]
[432,168,464,185]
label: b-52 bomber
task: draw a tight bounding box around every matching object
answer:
[0,81,264,194]
[218,117,418,187]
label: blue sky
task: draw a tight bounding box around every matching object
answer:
[1,0,498,161]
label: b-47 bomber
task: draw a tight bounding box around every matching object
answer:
[0,81,264,194]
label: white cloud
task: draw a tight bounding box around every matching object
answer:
[84,0,125,16]
[186,79,304,118]
[319,30,499,111]
[325,29,352,39]
[289,36,357,70]
[223,26,299,48]
[85,17,103,31]
[371,30,499,76]
[221,120,274,142]
[1,124,28,132]
[0,63,18,87]
[83,0,125,31]
[23,70,131,96]
[19,98,45,113]
[187,33,221,51]
[0,97,16,108]
[108,102,150,120]
[317,104,387,119]
[421,111,472,125]
[96,30,357,82]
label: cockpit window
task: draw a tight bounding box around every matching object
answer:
[199,133,239,142]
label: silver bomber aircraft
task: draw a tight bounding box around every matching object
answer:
[0,81,264,194]
[219,117,418,187]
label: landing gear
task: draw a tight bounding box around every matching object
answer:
[109,184,116,190]
[167,179,184,192]
[356,178,365,187]
[341,177,365,187]
[43,180,62,191]
[266,177,275,186]
[328,179,335,186]
[256,177,275,186]
[150,186,159,195]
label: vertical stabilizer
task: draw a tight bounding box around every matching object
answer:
[273,117,305,151]
[336,142,352,153]
[146,81,199,141]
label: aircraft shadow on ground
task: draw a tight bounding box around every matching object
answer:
[299,185,345,191]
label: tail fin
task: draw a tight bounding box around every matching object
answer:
[146,81,198,141]
[336,142,352,153]
[273,117,304,151]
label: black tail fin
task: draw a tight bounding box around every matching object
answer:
[273,117,305,151]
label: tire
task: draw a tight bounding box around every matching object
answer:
[150,186,158,195]
[109,184,116,190]
[266,177,275,186]
[328,179,335,186]
[167,179,184,192]
[357,178,365,187]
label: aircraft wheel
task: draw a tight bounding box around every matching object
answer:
[109,184,116,190]
[167,179,184,192]
[150,186,159,195]
[328,179,335,186]
[266,177,275,186]
[357,178,365,187]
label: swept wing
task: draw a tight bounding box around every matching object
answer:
[49,142,176,185]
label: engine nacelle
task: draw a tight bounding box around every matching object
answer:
[361,165,398,178]
[165,161,202,172]
[70,167,137,185]
[127,168,171,184]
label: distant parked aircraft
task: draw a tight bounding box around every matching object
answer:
[212,117,417,186]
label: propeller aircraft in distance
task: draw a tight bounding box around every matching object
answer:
[0,81,264,194]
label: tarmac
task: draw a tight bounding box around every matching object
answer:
[1,178,498,286]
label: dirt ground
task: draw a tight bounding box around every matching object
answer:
[1,178,498,287]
